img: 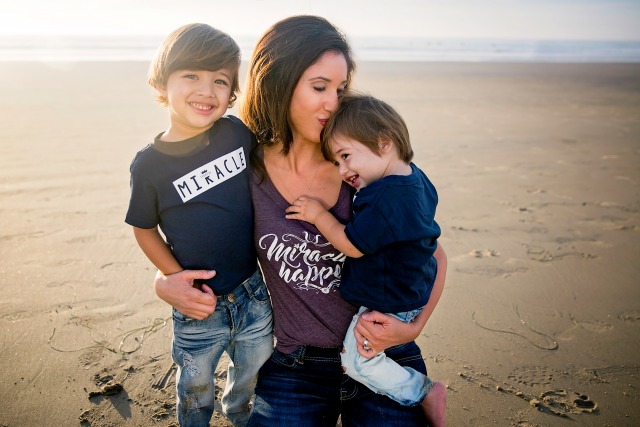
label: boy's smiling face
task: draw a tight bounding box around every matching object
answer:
[157,68,233,141]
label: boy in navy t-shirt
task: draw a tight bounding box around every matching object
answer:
[286,94,446,426]
[125,24,272,427]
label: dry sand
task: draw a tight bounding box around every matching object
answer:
[0,60,639,426]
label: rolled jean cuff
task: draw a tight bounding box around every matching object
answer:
[412,374,434,406]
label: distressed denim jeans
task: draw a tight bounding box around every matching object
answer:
[340,307,432,407]
[172,269,274,427]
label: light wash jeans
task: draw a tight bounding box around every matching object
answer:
[172,269,274,427]
[340,306,432,407]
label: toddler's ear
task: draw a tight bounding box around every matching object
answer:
[378,136,393,154]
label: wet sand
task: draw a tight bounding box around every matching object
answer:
[0,60,639,426]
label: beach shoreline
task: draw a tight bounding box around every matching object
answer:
[0,60,639,426]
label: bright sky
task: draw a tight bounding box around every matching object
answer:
[1,0,639,40]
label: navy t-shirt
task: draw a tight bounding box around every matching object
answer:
[125,116,257,294]
[342,163,441,313]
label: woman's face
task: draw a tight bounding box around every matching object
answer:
[289,51,348,146]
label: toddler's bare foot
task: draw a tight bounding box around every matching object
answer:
[420,381,446,427]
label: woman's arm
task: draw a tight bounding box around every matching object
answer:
[415,242,447,324]
[354,242,447,357]
[154,269,218,320]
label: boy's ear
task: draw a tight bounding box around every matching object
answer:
[155,84,167,97]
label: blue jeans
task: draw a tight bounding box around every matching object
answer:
[341,307,432,407]
[247,344,428,426]
[172,269,274,427]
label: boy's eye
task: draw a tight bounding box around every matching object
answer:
[184,74,198,80]
[216,79,229,86]
[341,153,349,160]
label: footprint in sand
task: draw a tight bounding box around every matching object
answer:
[618,310,640,323]
[457,366,598,418]
[455,249,527,278]
[45,280,85,288]
[0,310,33,322]
[470,249,499,258]
[450,225,486,233]
[66,234,97,244]
[456,264,527,278]
[525,245,554,262]
[570,316,613,332]
[557,315,613,341]
[580,365,640,383]
[539,389,598,415]
[508,367,554,387]
[524,244,597,263]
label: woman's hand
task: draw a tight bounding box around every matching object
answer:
[353,310,423,358]
[154,269,217,320]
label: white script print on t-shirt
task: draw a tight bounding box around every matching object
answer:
[258,231,346,294]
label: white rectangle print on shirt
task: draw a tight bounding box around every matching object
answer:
[173,147,246,202]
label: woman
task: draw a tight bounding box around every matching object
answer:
[155,15,447,426]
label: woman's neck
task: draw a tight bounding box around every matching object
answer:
[264,141,341,205]
[268,141,324,174]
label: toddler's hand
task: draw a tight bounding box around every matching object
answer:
[285,196,326,224]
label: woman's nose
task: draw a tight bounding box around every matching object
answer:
[324,93,339,112]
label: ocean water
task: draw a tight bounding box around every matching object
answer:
[1,35,639,63]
